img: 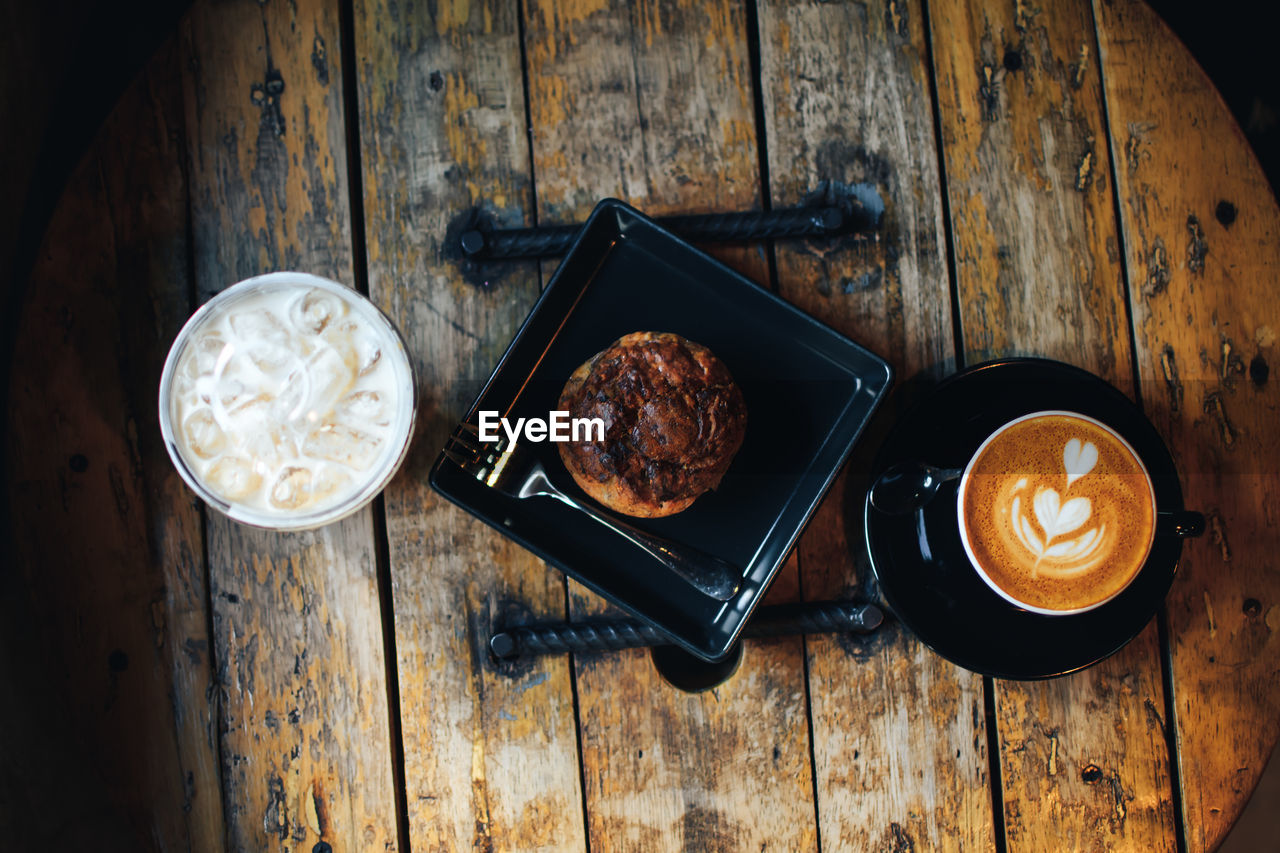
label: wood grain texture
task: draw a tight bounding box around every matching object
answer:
[1094,1,1280,849]
[758,1,996,849]
[4,40,225,852]
[523,1,815,849]
[352,0,589,850]
[929,0,1134,383]
[927,0,1176,848]
[179,1,399,848]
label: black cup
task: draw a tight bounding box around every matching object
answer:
[863,359,1204,678]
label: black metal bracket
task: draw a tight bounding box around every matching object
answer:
[460,200,880,261]
[488,599,885,660]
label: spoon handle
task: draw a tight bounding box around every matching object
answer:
[868,462,964,515]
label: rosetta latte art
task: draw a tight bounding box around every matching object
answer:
[1007,437,1110,578]
[960,411,1156,612]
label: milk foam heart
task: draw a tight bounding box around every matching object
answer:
[1063,438,1098,486]
[958,411,1156,614]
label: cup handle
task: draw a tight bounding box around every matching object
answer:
[1157,510,1205,538]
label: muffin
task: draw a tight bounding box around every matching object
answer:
[557,331,747,518]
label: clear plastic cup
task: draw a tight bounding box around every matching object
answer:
[158,271,416,530]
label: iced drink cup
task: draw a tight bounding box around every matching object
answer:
[158,272,416,530]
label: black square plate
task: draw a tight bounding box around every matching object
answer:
[429,199,892,660]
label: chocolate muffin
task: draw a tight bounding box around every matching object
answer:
[557,331,747,518]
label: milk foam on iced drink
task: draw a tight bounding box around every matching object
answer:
[164,275,413,523]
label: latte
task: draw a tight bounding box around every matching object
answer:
[159,272,416,530]
[957,411,1155,614]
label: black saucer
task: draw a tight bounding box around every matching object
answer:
[863,359,1187,679]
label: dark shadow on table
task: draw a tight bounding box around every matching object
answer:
[1147,0,1280,195]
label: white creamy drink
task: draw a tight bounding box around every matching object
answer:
[161,273,415,528]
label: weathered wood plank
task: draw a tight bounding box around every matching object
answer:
[1093,1,1280,850]
[929,0,1135,383]
[352,0,589,849]
[527,0,772,288]
[179,1,400,848]
[759,1,996,850]
[523,1,816,849]
[4,40,225,850]
[927,0,1176,848]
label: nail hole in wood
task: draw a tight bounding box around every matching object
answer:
[1250,355,1268,386]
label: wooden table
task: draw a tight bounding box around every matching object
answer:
[5,0,1278,850]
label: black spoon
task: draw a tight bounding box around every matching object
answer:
[868,462,964,515]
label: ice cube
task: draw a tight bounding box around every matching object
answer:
[302,423,383,471]
[212,349,262,409]
[193,376,215,405]
[245,341,297,375]
[221,393,273,439]
[323,320,382,377]
[181,408,227,459]
[269,465,314,510]
[289,288,347,334]
[337,390,390,427]
[182,332,229,380]
[292,345,355,424]
[171,374,199,408]
[229,308,291,348]
[353,333,382,376]
[309,465,353,504]
[241,424,298,472]
[205,456,262,501]
[272,368,307,424]
[215,376,248,409]
[354,333,382,376]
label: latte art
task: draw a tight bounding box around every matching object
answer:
[958,412,1156,613]
[1007,438,1107,577]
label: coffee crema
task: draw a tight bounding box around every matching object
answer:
[958,412,1155,613]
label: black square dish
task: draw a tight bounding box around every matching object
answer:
[429,199,892,660]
